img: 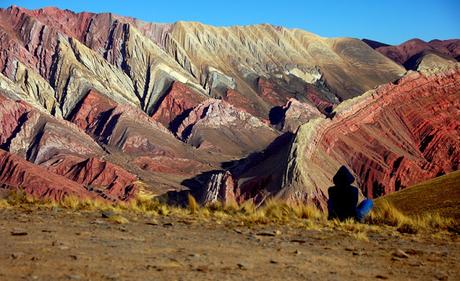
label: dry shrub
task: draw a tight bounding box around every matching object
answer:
[229,199,326,225]
[6,189,28,205]
[417,213,454,229]
[2,189,454,235]
[222,200,239,213]
[157,204,170,216]
[397,222,418,234]
[213,210,230,220]
[240,210,270,225]
[238,200,257,215]
[61,195,81,210]
[124,194,165,215]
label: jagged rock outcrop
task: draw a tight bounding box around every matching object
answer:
[0,93,103,163]
[168,22,404,105]
[0,149,137,201]
[207,67,460,208]
[0,92,139,201]
[177,99,279,157]
[69,88,182,156]
[410,51,458,74]
[272,98,322,132]
[151,81,206,129]
[0,6,405,123]
[196,171,237,205]
[0,6,203,117]
[132,156,209,176]
[68,88,215,181]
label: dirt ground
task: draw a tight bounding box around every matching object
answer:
[0,207,458,281]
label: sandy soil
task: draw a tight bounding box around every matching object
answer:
[0,207,458,281]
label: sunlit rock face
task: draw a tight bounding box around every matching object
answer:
[0,5,457,204]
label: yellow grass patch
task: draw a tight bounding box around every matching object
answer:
[108,215,129,224]
[1,189,455,235]
[368,200,455,234]
[187,194,199,215]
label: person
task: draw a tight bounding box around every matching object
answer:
[327,166,373,222]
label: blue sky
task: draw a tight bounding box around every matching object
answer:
[1,0,459,45]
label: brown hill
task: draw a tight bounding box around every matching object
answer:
[376,170,460,220]
[364,38,460,69]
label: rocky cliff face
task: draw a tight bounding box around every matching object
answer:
[0,5,457,205]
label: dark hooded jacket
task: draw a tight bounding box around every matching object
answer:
[327,166,359,220]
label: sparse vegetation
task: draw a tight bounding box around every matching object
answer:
[368,200,409,227]
[0,189,456,235]
[367,199,455,234]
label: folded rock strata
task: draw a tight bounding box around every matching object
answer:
[280,68,460,206]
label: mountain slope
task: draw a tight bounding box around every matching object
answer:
[0,6,405,120]
[364,38,460,70]
[0,5,458,205]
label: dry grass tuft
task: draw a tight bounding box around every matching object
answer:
[61,196,81,210]
[187,194,199,215]
[0,199,10,208]
[352,231,369,242]
[396,222,418,234]
[368,200,455,234]
[108,215,129,224]
[292,204,324,221]
[368,200,409,227]
[417,213,454,229]
[262,199,293,221]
